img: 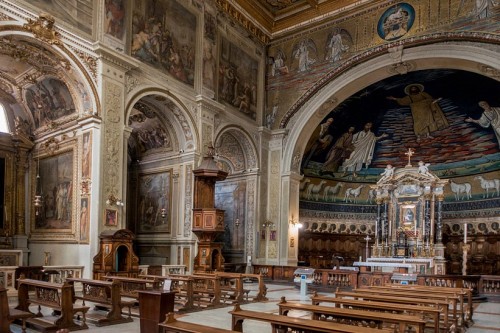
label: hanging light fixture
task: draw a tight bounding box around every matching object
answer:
[34,153,43,215]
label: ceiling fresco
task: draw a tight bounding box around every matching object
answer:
[301,69,500,183]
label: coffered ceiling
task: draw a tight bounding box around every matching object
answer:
[234,0,372,37]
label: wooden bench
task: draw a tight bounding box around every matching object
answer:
[0,285,34,333]
[279,296,425,333]
[66,278,134,326]
[15,278,89,332]
[241,273,268,301]
[103,275,160,299]
[195,272,248,304]
[354,287,462,330]
[335,290,453,332]
[159,312,239,333]
[311,293,440,333]
[230,303,392,333]
[381,284,473,324]
[140,274,195,311]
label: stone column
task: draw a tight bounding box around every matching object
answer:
[435,194,444,244]
[424,194,431,245]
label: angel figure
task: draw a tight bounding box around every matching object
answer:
[271,49,289,76]
[378,164,394,183]
[325,28,351,63]
[418,161,433,177]
[292,38,317,72]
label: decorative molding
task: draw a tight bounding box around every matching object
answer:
[214,0,270,45]
[279,32,500,129]
[23,13,61,45]
[68,47,98,82]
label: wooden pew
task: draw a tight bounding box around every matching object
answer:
[353,287,461,330]
[66,278,134,326]
[241,273,268,301]
[103,275,160,299]
[159,312,239,333]
[140,274,194,311]
[0,285,34,333]
[15,278,89,332]
[335,290,453,332]
[278,296,426,333]
[382,284,473,323]
[230,304,392,333]
[195,272,247,304]
[311,293,440,333]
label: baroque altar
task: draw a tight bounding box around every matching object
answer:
[370,153,448,275]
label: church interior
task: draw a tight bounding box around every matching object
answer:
[0,0,499,332]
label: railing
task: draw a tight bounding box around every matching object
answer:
[417,274,481,296]
[139,264,187,276]
[312,269,359,289]
[0,265,17,294]
[42,265,84,283]
[479,275,500,295]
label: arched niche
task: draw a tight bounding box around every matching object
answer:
[213,127,259,264]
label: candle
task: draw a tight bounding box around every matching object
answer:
[464,223,467,243]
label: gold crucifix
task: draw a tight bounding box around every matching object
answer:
[405,148,415,167]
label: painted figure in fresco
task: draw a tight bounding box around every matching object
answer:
[80,200,89,241]
[301,118,334,171]
[465,101,500,146]
[325,28,349,63]
[293,39,316,72]
[321,126,355,174]
[271,49,289,76]
[387,84,449,142]
[476,0,496,19]
[341,122,388,177]
[382,5,410,40]
[105,0,125,39]
[203,44,216,90]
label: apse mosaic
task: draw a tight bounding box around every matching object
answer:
[300,69,500,204]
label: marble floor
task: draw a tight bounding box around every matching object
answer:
[8,282,500,333]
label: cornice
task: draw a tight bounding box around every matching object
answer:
[93,42,140,73]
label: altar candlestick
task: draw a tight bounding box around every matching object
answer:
[464,223,467,243]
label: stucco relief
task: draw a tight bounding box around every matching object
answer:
[269,150,281,222]
[103,81,122,198]
[183,165,193,237]
[246,179,255,258]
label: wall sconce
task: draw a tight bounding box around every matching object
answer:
[289,214,302,228]
[106,194,124,207]
[262,220,274,229]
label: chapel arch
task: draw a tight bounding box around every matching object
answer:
[284,41,500,176]
[213,126,259,264]
[277,40,500,264]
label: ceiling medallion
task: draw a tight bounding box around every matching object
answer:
[23,13,61,45]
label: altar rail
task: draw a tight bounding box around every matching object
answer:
[138,265,187,276]
[0,266,16,293]
[251,264,496,298]
[42,265,84,283]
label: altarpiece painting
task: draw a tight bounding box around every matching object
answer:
[136,171,171,233]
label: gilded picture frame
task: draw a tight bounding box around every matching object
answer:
[31,149,77,242]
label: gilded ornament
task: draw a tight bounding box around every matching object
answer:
[23,13,61,45]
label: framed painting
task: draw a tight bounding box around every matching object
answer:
[31,149,76,242]
[400,204,416,226]
[136,171,171,233]
[104,208,118,226]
